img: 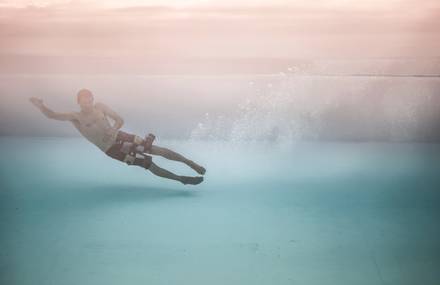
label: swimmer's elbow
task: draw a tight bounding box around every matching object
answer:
[45,112,53,118]
[115,118,124,129]
[45,111,57,119]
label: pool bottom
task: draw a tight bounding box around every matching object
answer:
[1,137,439,285]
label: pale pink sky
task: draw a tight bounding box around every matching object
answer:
[0,0,437,9]
[0,0,439,62]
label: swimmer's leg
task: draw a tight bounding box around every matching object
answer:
[149,145,206,175]
[148,162,204,185]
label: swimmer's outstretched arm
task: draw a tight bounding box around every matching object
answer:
[29,97,76,121]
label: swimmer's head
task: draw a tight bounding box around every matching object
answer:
[77,89,94,112]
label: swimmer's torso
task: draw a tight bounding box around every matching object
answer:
[72,105,118,152]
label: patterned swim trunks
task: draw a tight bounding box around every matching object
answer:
[105,130,154,169]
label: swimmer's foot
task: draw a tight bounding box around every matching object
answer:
[180,176,204,185]
[187,160,206,175]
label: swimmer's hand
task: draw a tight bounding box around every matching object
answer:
[29,97,44,108]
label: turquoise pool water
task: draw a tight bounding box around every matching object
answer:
[1,137,439,285]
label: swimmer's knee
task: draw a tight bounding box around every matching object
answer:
[123,153,152,169]
[149,145,167,156]
[148,161,158,172]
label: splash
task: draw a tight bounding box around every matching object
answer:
[229,79,320,143]
[190,67,332,143]
[190,66,440,143]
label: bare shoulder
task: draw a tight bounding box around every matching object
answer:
[95,102,109,110]
[95,102,120,118]
[68,111,81,122]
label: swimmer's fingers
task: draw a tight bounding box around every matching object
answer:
[29,97,44,108]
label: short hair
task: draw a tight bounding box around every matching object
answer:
[77,89,93,103]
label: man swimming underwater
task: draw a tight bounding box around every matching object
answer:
[29,89,205,185]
